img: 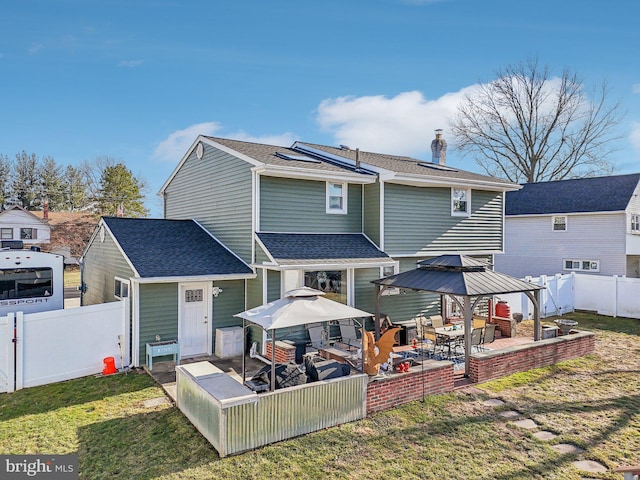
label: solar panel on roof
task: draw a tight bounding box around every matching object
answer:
[275,152,321,163]
[418,162,459,172]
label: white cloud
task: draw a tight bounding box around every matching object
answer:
[630,121,640,151]
[153,122,222,161]
[633,84,640,94]
[28,43,43,55]
[118,60,144,68]
[226,131,297,147]
[316,88,474,158]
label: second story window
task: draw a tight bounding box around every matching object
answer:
[631,214,640,233]
[552,216,567,231]
[451,188,470,216]
[327,182,347,214]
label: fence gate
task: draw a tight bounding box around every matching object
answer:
[0,313,15,393]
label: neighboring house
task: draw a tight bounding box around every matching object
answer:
[0,206,51,248]
[494,173,640,278]
[82,134,518,366]
[31,210,98,265]
[81,217,254,366]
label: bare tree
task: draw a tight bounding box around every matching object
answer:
[450,58,624,183]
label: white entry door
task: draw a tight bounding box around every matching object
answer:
[179,282,211,358]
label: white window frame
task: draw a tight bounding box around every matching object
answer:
[326,182,347,215]
[552,215,567,232]
[114,277,130,300]
[631,214,640,233]
[380,262,400,296]
[451,188,470,216]
[563,259,600,272]
[1,228,12,240]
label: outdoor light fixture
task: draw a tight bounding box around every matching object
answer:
[212,286,223,298]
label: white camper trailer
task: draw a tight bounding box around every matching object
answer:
[1,246,64,315]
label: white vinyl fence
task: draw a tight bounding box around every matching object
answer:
[1,301,128,393]
[497,273,640,320]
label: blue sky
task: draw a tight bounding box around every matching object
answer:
[1,0,639,216]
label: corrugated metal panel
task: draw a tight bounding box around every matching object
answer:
[384,184,504,255]
[224,374,367,456]
[363,182,380,246]
[138,283,178,363]
[164,143,254,262]
[260,176,363,233]
[82,231,135,305]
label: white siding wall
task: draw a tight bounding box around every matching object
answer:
[0,209,50,245]
[495,213,627,278]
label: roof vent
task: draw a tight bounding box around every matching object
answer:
[418,162,458,172]
[339,145,351,150]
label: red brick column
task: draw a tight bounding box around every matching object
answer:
[366,361,454,415]
[265,341,296,364]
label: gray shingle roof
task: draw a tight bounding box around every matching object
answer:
[205,136,515,187]
[103,217,253,278]
[373,254,541,296]
[506,173,640,215]
[256,232,393,266]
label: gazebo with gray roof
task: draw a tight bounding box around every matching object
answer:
[372,254,543,377]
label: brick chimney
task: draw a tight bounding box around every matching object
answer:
[431,129,447,165]
[43,200,49,220]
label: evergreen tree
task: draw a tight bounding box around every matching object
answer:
[63,165,88,211]
[97,163,148,218]
[11,151,40,209]
[39,156,65,210]
[0,154,10,210]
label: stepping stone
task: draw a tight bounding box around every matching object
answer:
[499,410,522,419]
[551,444,584,455]
[533,431,557,441]
[513,419,538,429]
[573,460,607,473]
[483,398,505,407]
[143,396,170,408]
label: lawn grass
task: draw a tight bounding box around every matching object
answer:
[1,311,639,479]
[64,266,81,288]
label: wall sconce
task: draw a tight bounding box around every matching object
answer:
[212,286,223,298]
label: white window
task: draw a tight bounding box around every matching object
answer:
[114,277,130,299]
[451,188,470,216]
[631,214,640,233]
[326,182,347,214]
[1,228,12,240]
[380,263,400,296]
[552,216,567,231]
[563,259,600,272]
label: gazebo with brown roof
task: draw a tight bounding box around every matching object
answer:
[372,254,543,377]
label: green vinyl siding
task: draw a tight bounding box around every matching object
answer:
[138,283,178,365]
[266,270,281,302]
[353,261,439,326]
[260,176,362,233]
[384,184,504,255]
[363,182,381,246]
[82,229,135,306]
[163,143,254,262]
[246,272,263,309]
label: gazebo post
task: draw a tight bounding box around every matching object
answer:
[270,331,276,392]
[462,296,473,378]
[374,283,382,341]
[242,318,246,386]
[528,289,542,341]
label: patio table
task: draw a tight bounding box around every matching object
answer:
[435,326,465,358]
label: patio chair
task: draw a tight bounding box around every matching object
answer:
[307,323,328,348]
[480,324,497,351]
[429,315,444,328]
[470,327,483,353]
[473,317,486,329]
[338,319,360,349]
[414,315,438,356]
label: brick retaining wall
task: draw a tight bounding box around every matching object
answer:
[265,341,296,364]
[366,360,454,415]
[469,330,595,384]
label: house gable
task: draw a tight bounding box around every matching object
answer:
[0,206,50,245]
